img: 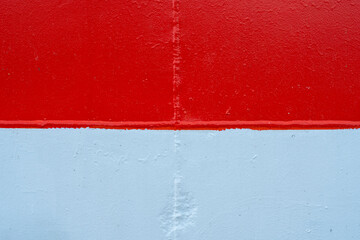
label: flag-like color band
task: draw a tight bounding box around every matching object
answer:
[1,129,360,239]
[1,0,360,129]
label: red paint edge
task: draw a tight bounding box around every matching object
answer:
[0,120,359,130]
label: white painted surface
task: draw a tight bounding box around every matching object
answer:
[0,129,359,239]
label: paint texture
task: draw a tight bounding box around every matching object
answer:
[1,0,360,129]
[1,129,360,239]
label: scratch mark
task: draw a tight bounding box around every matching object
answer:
[160,132,197,239]
[172,0,181,124]
[160,174,197,240]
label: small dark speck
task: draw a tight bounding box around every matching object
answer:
[37,67,40,71]
[330,228,333,232]
[291,134,295,138]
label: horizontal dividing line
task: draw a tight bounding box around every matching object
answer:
[0,120,360,130]
[0,120,174,130]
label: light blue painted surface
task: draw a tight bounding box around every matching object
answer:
[0,129,359,239]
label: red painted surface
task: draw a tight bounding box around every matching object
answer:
[179,0,360,122]
[1,0,360,129]
[0,0,173,122]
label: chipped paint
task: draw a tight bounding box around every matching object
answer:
[160,174,197,239]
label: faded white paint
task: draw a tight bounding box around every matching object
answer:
[0,129,359,239]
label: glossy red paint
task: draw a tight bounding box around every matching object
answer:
[0,0,360,129]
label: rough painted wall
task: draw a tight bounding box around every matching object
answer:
[0,0,360,128]
[1,129,359,240]
[1,0,360,238]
